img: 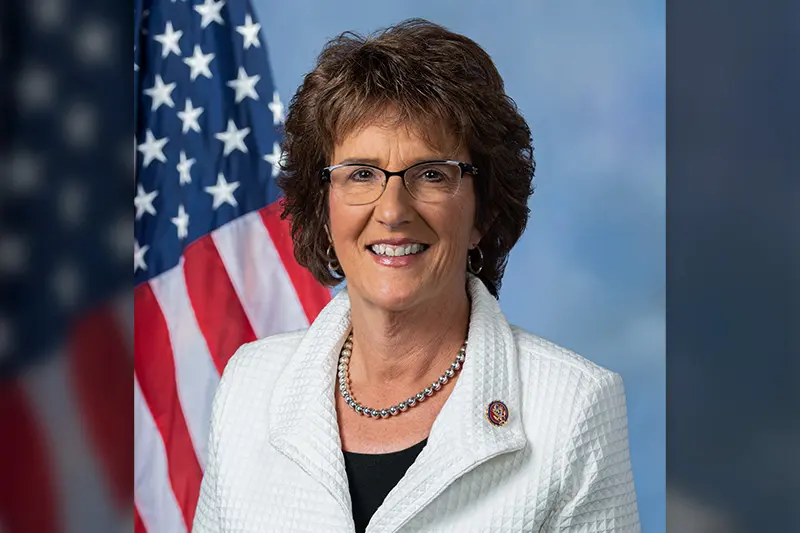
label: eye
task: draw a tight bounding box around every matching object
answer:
[348,167,379,182]
[421,169,445,181]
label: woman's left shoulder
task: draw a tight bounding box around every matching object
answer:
[509,325,625,392]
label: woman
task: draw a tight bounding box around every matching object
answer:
[193,19,640,533]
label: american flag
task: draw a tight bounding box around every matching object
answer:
[134,0,330,531]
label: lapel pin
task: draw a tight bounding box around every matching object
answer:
[486,400,509,427]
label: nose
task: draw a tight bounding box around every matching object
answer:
[373,174,414,229]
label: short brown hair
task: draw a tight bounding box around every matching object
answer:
[277,18,534,297]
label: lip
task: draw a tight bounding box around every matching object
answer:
[365,237,429,247]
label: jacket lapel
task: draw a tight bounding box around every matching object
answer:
[267,288,354,524]
[268,276,527,532]
[367,275,528,533]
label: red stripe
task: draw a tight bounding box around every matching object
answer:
[134,503,147,533]
[0,381,59,533]
[260,201,331,322]
[183,235,257,374]
[134,282,202,531]
[68,305,133,512]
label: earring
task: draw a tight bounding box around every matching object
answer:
[326,244,343,275]
[467,245,484,275]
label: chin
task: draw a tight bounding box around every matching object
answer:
[363,276,426,312]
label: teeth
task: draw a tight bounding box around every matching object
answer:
[370,243,426,257]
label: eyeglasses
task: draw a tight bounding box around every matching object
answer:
[321,160,479,206]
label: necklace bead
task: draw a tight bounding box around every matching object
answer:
[337,332,467,420]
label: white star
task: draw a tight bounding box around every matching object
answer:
[268,91,285,125]
[134,240,149,272]
[214,119,250,156]
[0,234,29,275]
[226,67,260,103]
[53,263,80,308]
[171,205,190,239]
[143,74,176,110]
[204,173,241,209]
[177,98,203,133]
[137,130,168,167]
[63,102,96,149]
[16,65,55,111]
[0,316,12,361]
[134,184,158,219]
[154,21,183,58]
[194,0,225,28]
[236,14,261,49]
[263,142,284,178]
[58,180,85,227]
[183,45,215,81]
[75,19,112,66]
[177,151,195,185]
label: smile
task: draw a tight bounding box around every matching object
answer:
[367,243,430,257]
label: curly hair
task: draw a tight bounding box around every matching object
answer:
[277,18,534,297]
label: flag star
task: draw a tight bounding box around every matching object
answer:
[177,150,196,184]
[134,184,158,219]
[0,234,29,275]
[143,74,176,110]
[0,317,12,361]
[268,91,285,125]
[263,142,284,178]
[171,204,190,239]
[236,14,261,49]
[134,240,149,272]
[194,0,225,28]
[183,45,215,81]
[137,129,168,167]
[177,98,204,133]
[204,173,240,209]
[52,263,80,309]
[109,215,131,262]
[226,67,260,103]
[214,119,250,156]
[154,21,183,58]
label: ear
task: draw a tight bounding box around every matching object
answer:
[469,226,482,249]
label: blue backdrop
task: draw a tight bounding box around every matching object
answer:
[253,2,665,531]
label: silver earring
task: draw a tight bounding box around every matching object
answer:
[467,246,483,275]
[326,244,343,275]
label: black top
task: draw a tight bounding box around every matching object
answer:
[343,438,428,533]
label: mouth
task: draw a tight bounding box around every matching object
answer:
[366,242,430,257]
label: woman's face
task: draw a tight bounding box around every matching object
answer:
[328,122,481,312]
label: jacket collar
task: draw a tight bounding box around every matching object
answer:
[268,274,527,531]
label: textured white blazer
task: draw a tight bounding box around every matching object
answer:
[193,275,641,532]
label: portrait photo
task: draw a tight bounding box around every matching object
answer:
[133,1,664,532]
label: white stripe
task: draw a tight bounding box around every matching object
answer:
[134,376,187,533]
[22,350,124,532]
[149,264,219,469]
[212,210,309,339]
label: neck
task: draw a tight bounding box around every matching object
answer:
[346,279,471,395]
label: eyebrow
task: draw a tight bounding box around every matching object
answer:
[333,156,449,167]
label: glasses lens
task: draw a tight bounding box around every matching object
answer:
[329,165,385,205]
[405,162,462,202]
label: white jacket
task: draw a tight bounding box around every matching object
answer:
[193,275,641,532]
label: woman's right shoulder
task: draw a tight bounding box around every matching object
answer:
[214,328,308,404]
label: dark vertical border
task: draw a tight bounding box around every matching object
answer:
[667,0,799,530]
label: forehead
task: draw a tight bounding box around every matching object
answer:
[331,117,465,165]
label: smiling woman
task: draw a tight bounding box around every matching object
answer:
[192,18,641,533]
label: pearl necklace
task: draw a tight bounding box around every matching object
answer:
[337,332,467,419]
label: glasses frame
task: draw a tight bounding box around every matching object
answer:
[320,160,479,205]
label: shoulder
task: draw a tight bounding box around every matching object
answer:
[510,325,627,423]
[211,329,307,416]
[510,325,620,385]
